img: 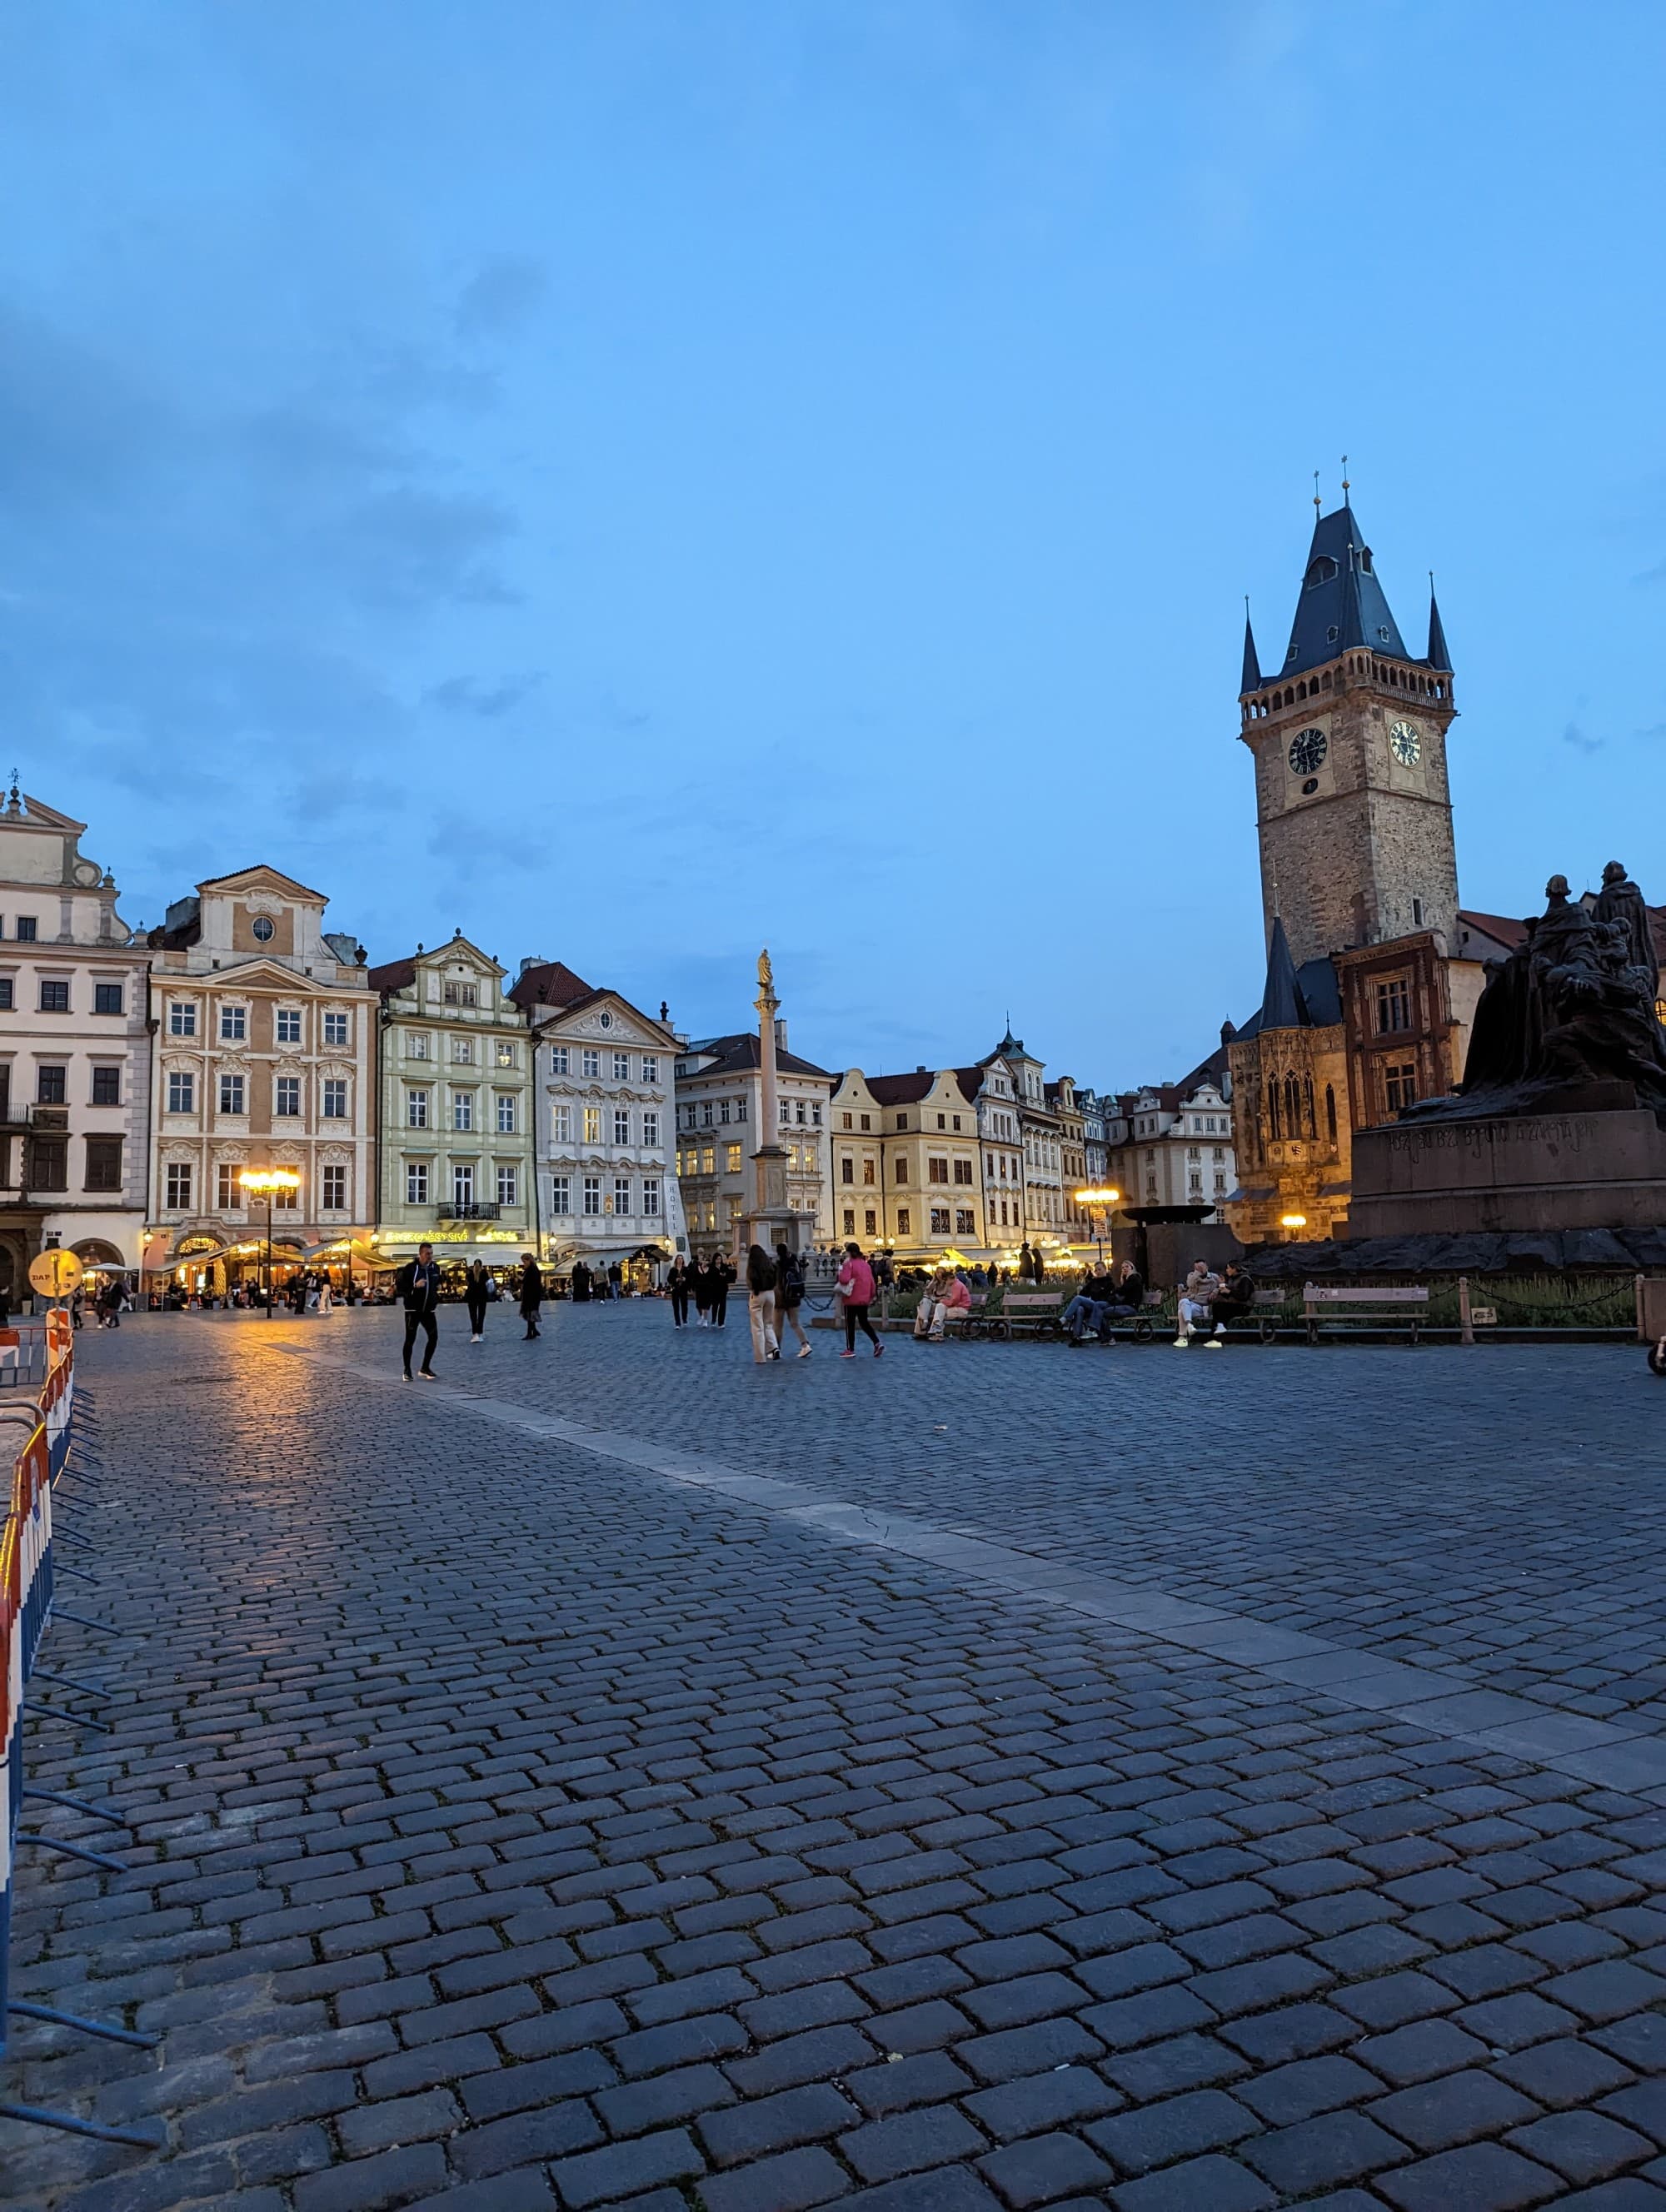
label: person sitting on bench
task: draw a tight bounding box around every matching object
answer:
[1175,1259,1222,1347]
[1061,1262,1115,1345]
[1208,1263,1258,1336]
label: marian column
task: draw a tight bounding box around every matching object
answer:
[741,948,796,1258]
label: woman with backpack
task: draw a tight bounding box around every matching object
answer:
[746,1243,781,1363]
[774,1242,812,1358]
[836,1242,883,1359]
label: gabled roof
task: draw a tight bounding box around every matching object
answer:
[198,863,327,902]
[865,1071,936,1107]
[369,934,502,998]
[1272,502,1410,685]
[508,959,592,1010]
[684,1031,832,1081]
[4,793,86,834]
[531,985,677,1045]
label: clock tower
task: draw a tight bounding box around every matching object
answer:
[1239,502,1459,966]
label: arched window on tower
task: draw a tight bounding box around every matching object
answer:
[1325,1084,1338,1143]
[1284,1072,1302,1138]
[1268,1082,1281,1140]
[1304,1074,1316,1136]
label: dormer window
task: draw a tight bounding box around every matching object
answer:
[1377,625,1391,642]
[1304,555,1338,588]
[1326,625,1339,642]
[1359,548,1374,573]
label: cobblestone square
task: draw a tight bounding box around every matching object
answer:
[7,1305,1666,2210]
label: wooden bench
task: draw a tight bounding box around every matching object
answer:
[1302,1283,1430,1344]
[987,1289,1066,1341]
[912,1290,988,1341]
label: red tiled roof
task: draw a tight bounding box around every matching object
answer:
[865,1071,937,1107]
[508,959,592,1009]
[367,954,418,994]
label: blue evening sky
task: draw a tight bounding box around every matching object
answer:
[6,2,1664,1088]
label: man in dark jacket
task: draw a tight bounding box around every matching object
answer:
[1208,1263,1257,1337]
[519,1253,544,1340]
[397,1243,441,1378]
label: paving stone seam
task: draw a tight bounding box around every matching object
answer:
[279,1342,1666,1806]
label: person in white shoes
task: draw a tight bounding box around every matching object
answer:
[1174,1259,1222,1347]
[775,1243,814,1358]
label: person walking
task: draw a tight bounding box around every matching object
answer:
[667,1256,691,1328]
[606,1261,623,1302]
[691,1255,712,1327]
[464,1259,490,1342]
[317,1275,335,1316]
[70,1284,85,1331]
[571,1259,591,1303]
[746,1243,781,1363]
[836,1243,883,1358]
[397,1243,441,1378]
[775,1242,811,1358]
[519,1253,545,1339]
[711,1253,732,1330]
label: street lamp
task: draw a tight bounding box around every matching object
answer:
[241,1168,302,1317]
[1279,1212,1308,1243]
[1074,1187,1122,1265]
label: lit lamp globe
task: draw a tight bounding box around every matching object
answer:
[241,1168,303,1318]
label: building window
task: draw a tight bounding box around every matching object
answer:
[841,1111,853,1131]
[85,1136,123,1192]
[896,1206,912,1236]
[718,1099,731,1124]
[409,1032,430,1060]
[551,1174,570,1214]
[167,1071,195,1113]
[583,1105,602,1144]
[581,1049,601,1079]
[40,980,70,1013]
[642,1110,660,1147]
[955,1207,975,1235]
[551,1045,570,1075]
[219,1004,246,1041]
[443,980,477,1007]
[92,982,124,1015]
[496,1039,516,1068]
[274,1007,301,1043]
[864,1208,876,1236]
[323,1011,350,1046]
[496,1094,516,1133]
[31,1140,69,1188]
[1376,977,1412,1034]
[612,1051,630,1081]
[582,1175,601,1216]
[843,1207,855,1234]
[862,1158,875,1186]
[613,1107,631,1144]
[217,1163,242,1209]
[322,1165,347,1209]
[928,1157,949,1183]
[897,1113,910,1132]
[1326,1083,1338,1142]
[452,1164,475,1208]
[953,1158,973,1185]
[91,1065,122,1106]
[273,1173,300,1209]
[700,1143,716,1173]
[407,1089,429,1128]
[641,1054,659,1084]
[407,1161,429,1204]
[0,979,10,1009]
[614,1175,632,1215]
[779,1099,791,1125]
[930,1207,950,1234]
[276,1076,302,1116]
[166,1162,193,1210]
[496,1165,517,1208]
[322,1079,348,1118]
[894,1159,908,1185]
[452,1091,473,1131]
[454,1035,475,1064]
[860,1113,870,1132]
[1384,1062,1419,1113]
[15,916,37,942]
[840,1157,854,1183]
[642,1176,661,1215]
[552,1104,572,1143]
[722,1142,741,1173]
[220,1073,245,1114]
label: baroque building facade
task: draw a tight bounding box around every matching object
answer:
[146,866,375,1292]
[370,934,536,1267]
[0,789,152,1295]
[511,959,681,1278]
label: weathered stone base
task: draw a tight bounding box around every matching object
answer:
[1348,1108,1666,1238]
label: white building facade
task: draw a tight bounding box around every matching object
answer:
[0,789,152,1297]
[1105,1069,1237,1221]
[511,959,682,1278]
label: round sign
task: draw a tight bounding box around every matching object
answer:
[29,1249,84,1298]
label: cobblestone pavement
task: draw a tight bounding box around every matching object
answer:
[4,1305,1666,2212]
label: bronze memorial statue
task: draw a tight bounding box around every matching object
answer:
[1408,866,1666,1123]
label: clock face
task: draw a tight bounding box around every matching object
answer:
[1389,719,1422,766]
[1288,726,1328,776]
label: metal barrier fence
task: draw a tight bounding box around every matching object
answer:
[0,1307,159,2150]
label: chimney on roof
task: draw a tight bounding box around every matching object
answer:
[520,955,545,977]
[916,1064,926,1074]
[774,1017,788,1053]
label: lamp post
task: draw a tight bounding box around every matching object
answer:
[1074,1187,1122,1266]
[240,1168,302,1317]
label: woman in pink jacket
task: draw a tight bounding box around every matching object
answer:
[836,1242,884,1359]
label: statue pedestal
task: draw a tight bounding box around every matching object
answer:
[1349,1108,1666,1238]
